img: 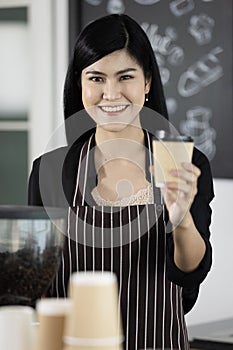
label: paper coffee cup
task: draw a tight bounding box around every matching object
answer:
[35,298,72,350]
[63,271,124,350]
[0,306,35,350]
[152,130,194,187]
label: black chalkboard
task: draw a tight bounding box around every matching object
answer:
[69,0,233,179]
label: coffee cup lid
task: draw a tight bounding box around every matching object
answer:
[36,298,73,316]
[70,271,117,286]
[155,130,193,142]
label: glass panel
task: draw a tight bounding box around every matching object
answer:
[0,131,28,205]
[0,7,29,120]
[0,7,27,21]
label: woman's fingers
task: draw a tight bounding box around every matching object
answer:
[165,181,192,195]
[150,162,201,205]
[170,163,200,183]
[160,163,201,226]
[182,162,201,177]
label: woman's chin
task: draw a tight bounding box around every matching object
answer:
[97,122,130,132]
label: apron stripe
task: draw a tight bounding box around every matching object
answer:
[118,208,123,343]
[75,207,79,272]
[145,130,155,204]
[67,207,73,280]
[144,205,150,349]
[176,284,181,350]
[110,206,113,273]
[153,204,159,350]
[183,290,190,349]
[83,206,88,271]
[162,211,167,349]
[101,206,104,271]
[135,206,141,350]
[126,206,131,350]
[170,283,174,349]
[92,207,95,271]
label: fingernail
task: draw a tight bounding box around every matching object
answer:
[182,162,192,170]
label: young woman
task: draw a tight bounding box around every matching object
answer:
[28,14,214,350]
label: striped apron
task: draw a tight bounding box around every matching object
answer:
[52,132,190,350]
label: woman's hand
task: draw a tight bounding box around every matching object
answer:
[151,162,206,271]
[163,163,206,272]
[162,162,201,228]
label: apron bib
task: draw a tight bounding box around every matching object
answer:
[51,133,190,350]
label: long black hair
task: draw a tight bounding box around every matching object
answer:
[63,14,169,141]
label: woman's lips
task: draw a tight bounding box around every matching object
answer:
[98,105,129,115]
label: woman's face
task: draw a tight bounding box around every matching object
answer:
[81,49,151,132]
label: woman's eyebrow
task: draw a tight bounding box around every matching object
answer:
[85,68,137,76]
[116,68,137,75]
[85,70,106,76]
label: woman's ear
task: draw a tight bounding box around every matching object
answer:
[145,75,152,94]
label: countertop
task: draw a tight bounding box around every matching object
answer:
[188,318,233,349]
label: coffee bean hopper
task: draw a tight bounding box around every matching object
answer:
[0,206,66,307]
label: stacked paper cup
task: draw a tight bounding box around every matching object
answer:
[0,306,35,350]
[63,271,124,350]
[35,298,72,350]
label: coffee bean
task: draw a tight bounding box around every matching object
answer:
[0,246,62,307]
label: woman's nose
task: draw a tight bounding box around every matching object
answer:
[102,81,121,101]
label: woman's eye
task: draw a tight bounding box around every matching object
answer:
[120,75,133,81]
[89,77,103,82]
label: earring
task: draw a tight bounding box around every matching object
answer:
[145,93,149,102]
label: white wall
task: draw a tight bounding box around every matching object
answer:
[29,0,68,167]
[186,178,233,326]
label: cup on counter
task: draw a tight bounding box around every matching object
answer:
[35,298,72,350]
[152,130,194,187]
[63,271,124,350]
[0,305,35,350]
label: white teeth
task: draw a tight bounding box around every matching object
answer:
[100,105,127,113]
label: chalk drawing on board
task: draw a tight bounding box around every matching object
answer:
[134,0,160,4]
[180,106,216,160]
[189,13,215,45]
[85,0,102,5]
[159,66,171,85]
[167,46,185,66]
[170,0,195,17]
[165,26,178,41]
[142,23,184,66]
[107,0,125,14]
[178,46,223,97]
[166,97,178,115]
[141,23,171,54]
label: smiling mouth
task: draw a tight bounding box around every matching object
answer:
[99,105,129,113]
